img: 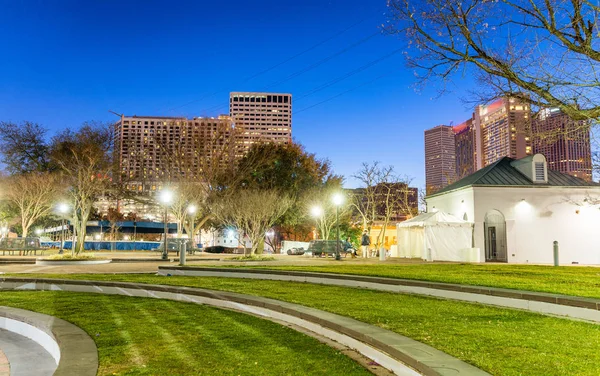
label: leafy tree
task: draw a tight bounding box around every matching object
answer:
[386,0,600,121]
[0,121,51,174]
[238,142,337,238]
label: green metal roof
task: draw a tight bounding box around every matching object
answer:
[428,157,598,198]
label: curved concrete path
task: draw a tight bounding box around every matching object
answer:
[158,266,600,324]
[0,306,98,376]
[0,277,489,376]
[0,328,56,376]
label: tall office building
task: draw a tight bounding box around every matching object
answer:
[454,118,477,180]
[114,115,236,192]
[473,97,532,169]
[229,92,292,149]
[532,108,592,181]
[425,125,456,194]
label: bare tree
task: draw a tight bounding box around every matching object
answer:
[351,162,417,251]
[351,162,393,232]
[304,182,350,240]
[386,0,600,121]
[0,173,62,237]
[213,189,293,256]
[50,123,114,255]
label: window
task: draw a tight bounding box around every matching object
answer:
[535,162,545,181]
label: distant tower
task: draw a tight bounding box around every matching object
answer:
[473,97,532,169]
[229,92,292,150]
[532,108,592,181]
[424,125,456,194]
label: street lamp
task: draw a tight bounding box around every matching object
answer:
[188,204,197,249]
[332,193,344,261]
[158,189,174,260]
[35,228,43,236]
[58,203,69,254]
[310,206,323,240]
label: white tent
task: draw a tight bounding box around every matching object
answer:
[395,211,475,262]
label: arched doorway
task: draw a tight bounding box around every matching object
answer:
[484,210,507,262]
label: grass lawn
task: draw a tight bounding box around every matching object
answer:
[9,273,600,375]
[0,291,370,376]
[206,263,600,299]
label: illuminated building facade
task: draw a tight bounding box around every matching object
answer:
[425,125,456,194]
[473,97,532,169]
[229,92,292,150]
[454,118,477,180]
[532,108,592,181]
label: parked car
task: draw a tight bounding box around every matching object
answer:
[308,240,354,258]
[286,247,305,255]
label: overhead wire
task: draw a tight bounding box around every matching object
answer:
[295,71,396,115]
[261,31,381,90]
[162,16,374,115]
[294,47,403,101]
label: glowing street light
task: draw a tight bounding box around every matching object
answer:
[58,203,69,214]
[332,193,344,206]
[158,189,174,260]
[311,206,323,218]
[57,203,70,254]
[332,193,344,260]
[35,228,43,236]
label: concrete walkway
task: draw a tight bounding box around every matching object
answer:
[159,266,600,324]
[0,328,56,376]
[0,277,489,376]
[0,349,8,376]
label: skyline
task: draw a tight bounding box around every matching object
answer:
[0,0,480,189]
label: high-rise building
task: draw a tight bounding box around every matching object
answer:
[532,108,592,181]
[425,125,456,194]
[454,118,477,180]
[229,92,292,149]
[473,97,532,169]
[114,115,236,192]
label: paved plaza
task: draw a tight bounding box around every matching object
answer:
[0,252,432,274]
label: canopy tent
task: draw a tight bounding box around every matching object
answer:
[395,211,474,262]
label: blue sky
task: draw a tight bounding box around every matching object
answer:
[0,0,476,188]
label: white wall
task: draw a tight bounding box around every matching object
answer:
[427,188,475,222]
[427,186,600,265]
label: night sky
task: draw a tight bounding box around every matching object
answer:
[0,0,477,188]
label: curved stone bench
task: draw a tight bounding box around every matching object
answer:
[35,259,112,266]
[0,306,98,376]
[0,277,489,376]
[158,266,600,324]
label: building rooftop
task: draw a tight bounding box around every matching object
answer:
[428,156,598,198]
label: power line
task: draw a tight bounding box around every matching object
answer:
[261,31,381,90]
[295,71,396,115]
[295,47,403,101]
[246,16,373,81]
[196,46,402,116]
[162,16,373,115]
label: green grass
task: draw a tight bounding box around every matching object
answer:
[228,255,276,262]
[206,263,600,299]
[0,290,370,376]
[45,253,104,260]
[9,273,600,375]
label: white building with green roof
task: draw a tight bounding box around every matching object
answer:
[425,154,600,265]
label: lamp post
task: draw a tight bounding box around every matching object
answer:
[181,204,196,265]
[188,204,197,249]
[58,203,69,254]
[159,189,174,260]
[332,193,344,261]
[310,206,323,240]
